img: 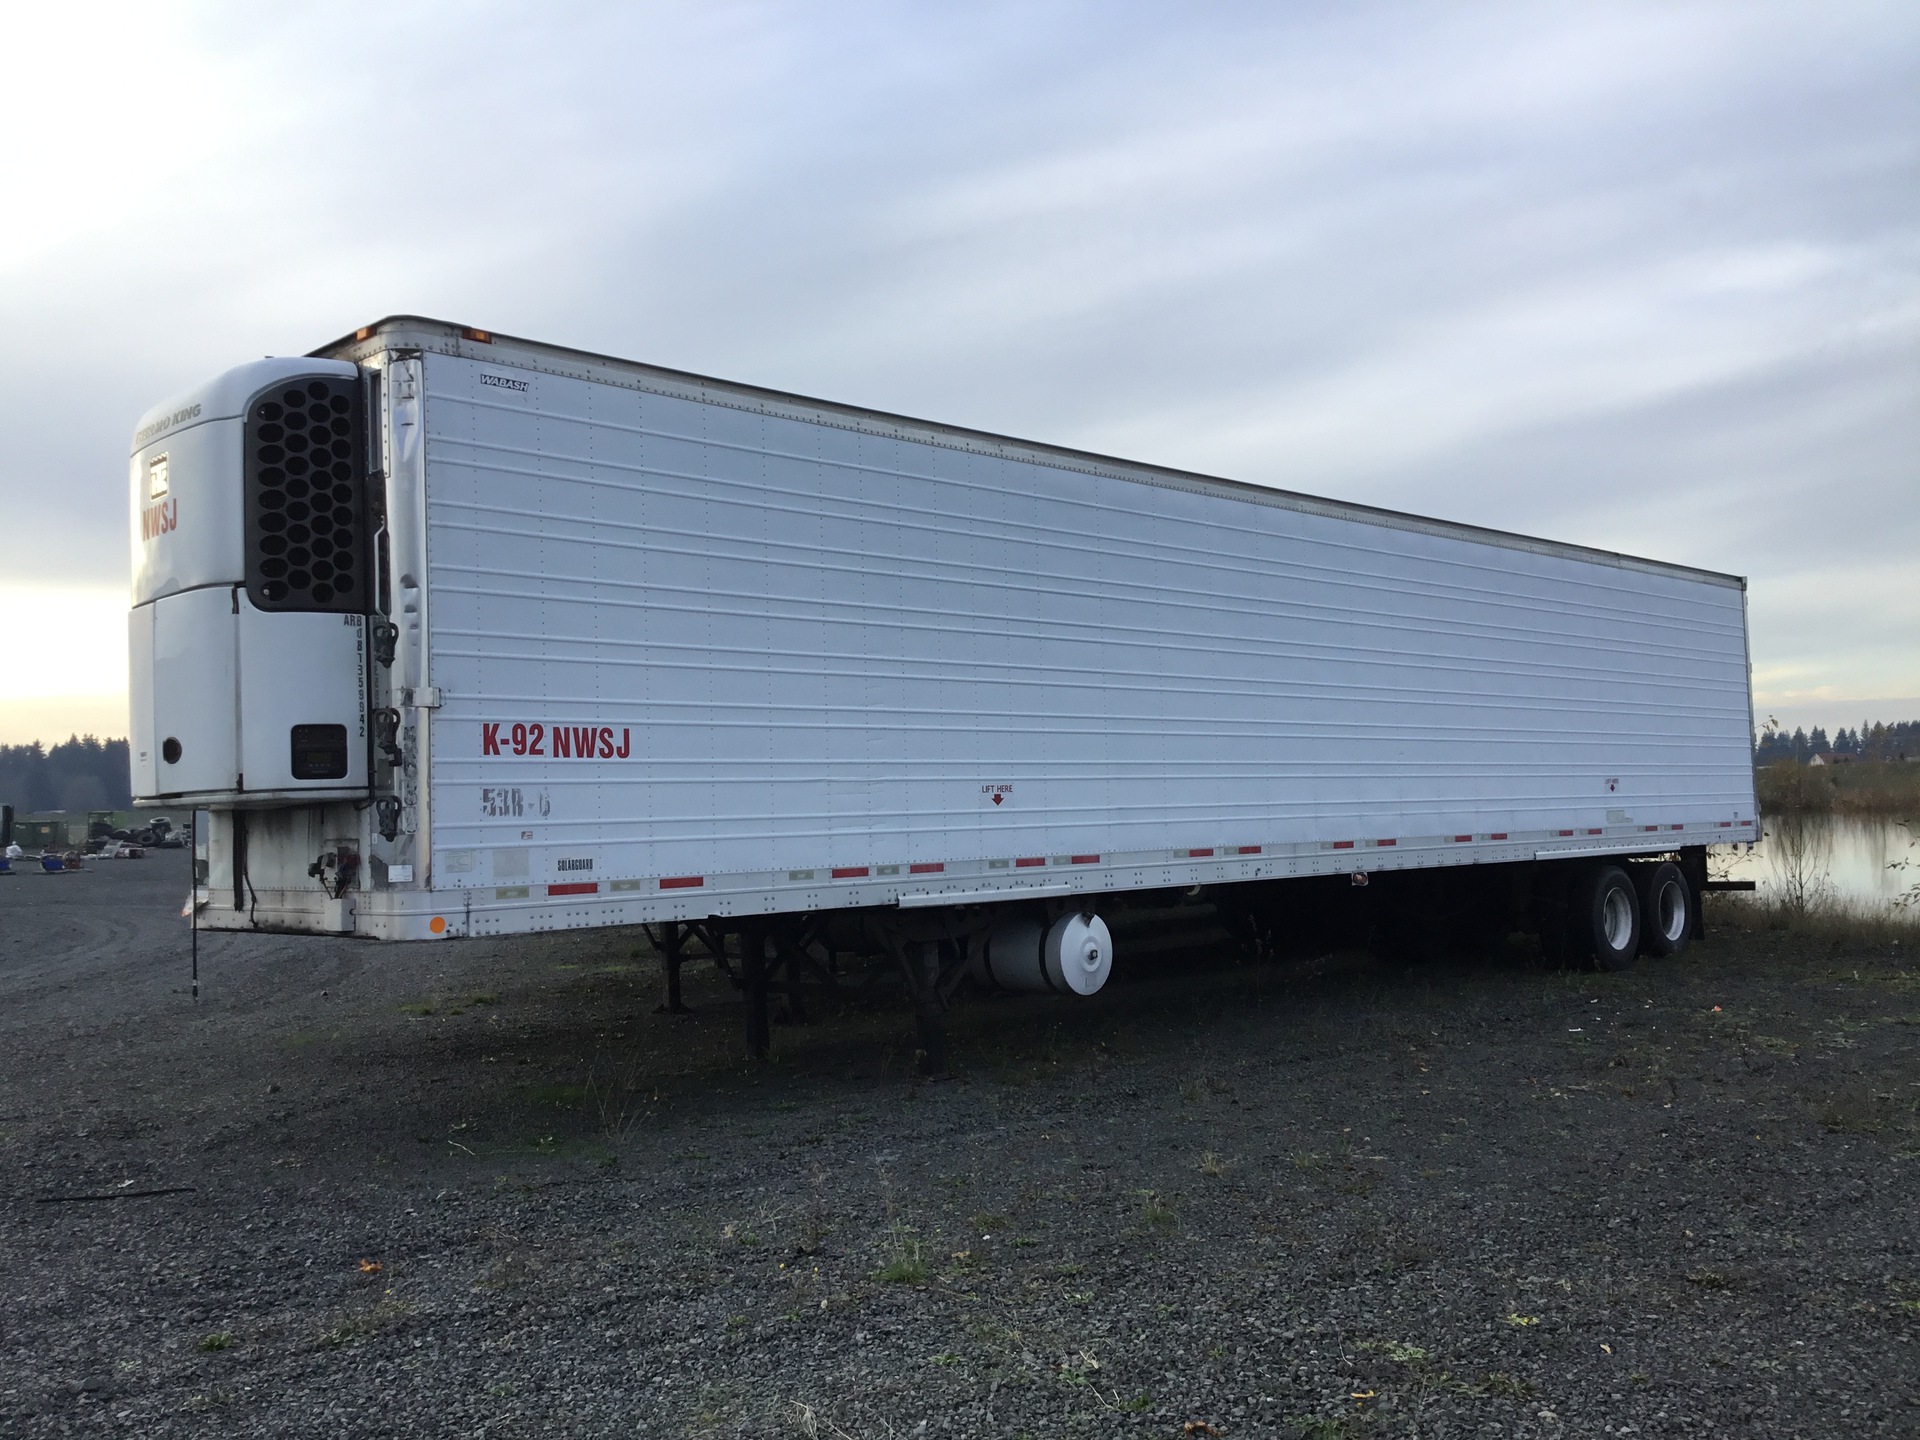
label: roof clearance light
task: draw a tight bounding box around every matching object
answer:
[462,327,493,343]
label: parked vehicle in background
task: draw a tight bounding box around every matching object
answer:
[127,317,1759,1069]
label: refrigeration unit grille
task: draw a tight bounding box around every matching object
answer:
[243,377,369,612]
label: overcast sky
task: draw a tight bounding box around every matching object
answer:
[3,1,1915,744]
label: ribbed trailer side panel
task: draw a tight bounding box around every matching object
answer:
[418,349,1755,920]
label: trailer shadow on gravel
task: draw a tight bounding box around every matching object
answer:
[380,904,1559,1149]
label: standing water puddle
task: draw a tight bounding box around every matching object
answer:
[1715,812,1918,912]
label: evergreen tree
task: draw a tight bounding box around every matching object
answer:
[0,737,132,814]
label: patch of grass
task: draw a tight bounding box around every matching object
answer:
[196,1331,234,1353]
[971,1212,1013,1232]
[1055,1347,1104,1388]
[1708,892,1920,946]
[1477,1371,1536,1400]
[1356,1335,1474,1394]
[1197,1150,1230,1177]
[318,1294,412,1348]
[874,1228,929,1285]
[691,1380,740,1430]
[1756,758,1920,816]
[469,992,500,1006]
[1686,1269,1738,1290]
[396,1002,435,1017]
[586,1052,655,1147]
[1138,1190,1178,1232]
[1288,1417,1370,1439]
[1359,1338,1429,1365]
[1819,1089,1890,1135]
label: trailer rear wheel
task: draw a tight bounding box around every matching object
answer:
[1635,861,1691,958]
[1574,865,1641,971]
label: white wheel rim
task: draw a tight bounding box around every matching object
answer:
[1657,880,1686,943]
[1602,886,1634,951]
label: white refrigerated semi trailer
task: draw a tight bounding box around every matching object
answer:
[130,317,1757,1060]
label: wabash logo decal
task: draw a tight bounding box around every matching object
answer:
[482,722,632,759]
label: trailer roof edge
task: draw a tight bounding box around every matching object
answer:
[313,315,1747,592]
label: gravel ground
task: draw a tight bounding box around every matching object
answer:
[1,851,1917,1439]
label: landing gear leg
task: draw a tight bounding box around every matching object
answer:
[904,940,949,1079]
[741,921,771,1059]
[650,923,691,1015]
[772,927,811,1024]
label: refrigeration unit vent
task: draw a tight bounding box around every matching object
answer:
[244,377,369,612]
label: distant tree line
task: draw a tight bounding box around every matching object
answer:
[1753,720,1920,766]
[0,738,132,815]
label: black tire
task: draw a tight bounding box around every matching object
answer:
[1572,864,1640,971]
[1635,861,1692,958]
